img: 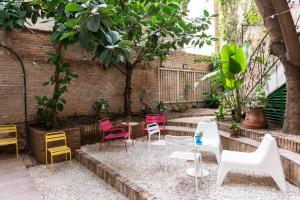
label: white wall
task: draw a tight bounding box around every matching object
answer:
[265,63,286,95]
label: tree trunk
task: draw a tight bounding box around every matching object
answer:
[283,62,300,134]
[124,62,133,116]
[51,43,63,128]
[254,0,300,134]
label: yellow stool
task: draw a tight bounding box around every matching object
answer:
[45,131,71,165]
[0,125,18,159]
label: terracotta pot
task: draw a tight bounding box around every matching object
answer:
[243,107,267,129]
[229,128,239,138]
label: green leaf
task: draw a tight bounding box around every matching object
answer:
[59,31,76,41]
[65,3,83,12]
[70,71,79,78]
[43,81,50,86]
[65,19,78,28]
[204,10,209,17]
[86,15,100,32]
[57,103,64,112]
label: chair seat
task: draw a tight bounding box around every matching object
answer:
[144,126,166,131]
[0,138,17,145]
[221,150,258,166]
[150,140,166,146]
[103,132,130,140]
[47,146,71,156]
[169,151,199,161]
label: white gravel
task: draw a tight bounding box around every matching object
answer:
[29,162,127,200]
[81,140,300,200]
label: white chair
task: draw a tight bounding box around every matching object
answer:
[195,121,221,164]
[216,134,287,191]
[165,135,201,190]
[147,123,165,146]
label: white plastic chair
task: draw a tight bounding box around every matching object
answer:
[147,123,165,146]
[165,135,200,191]
[195,121,221,164]
[216,134,287,191]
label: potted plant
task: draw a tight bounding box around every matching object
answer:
[195,131,203,145]
[243,86,268,129]
[228,121,240,138]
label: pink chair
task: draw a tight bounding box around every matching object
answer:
[141,114,167,138]
[99,118,132,152]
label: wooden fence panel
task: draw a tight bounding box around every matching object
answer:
[158,68,210,103]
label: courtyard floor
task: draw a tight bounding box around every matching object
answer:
[81,140,300,200]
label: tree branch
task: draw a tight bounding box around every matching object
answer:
[112,64,126,76]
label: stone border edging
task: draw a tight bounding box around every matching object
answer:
[75,150,157,200]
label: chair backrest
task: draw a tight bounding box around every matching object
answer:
[0,125,17,138]
[195,121,219,143]
[145,114,166,125]
[157,114,166,125]
[254,134,279,161]
[165,135,194,146]
[99,118,113,131]
[147,123,160,136]
[45,131,67,147]
[145,114,159,124]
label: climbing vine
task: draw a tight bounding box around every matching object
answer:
[243,1,263,25]
[219,0,240,43]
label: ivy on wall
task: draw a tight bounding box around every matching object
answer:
[218,0,262,45]
[219,0,241,43]
[243,1,262,25]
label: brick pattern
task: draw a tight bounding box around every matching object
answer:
[0,30,209,126]
[75,150,157,200]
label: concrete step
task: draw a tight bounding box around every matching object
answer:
[167,116,215,128]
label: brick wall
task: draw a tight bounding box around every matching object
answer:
[0,29,209,125]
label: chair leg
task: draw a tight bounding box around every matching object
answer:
[124,140,128,152]
[99,138,104,151]
[212,147,221,165]
[132,138,134,146]
[69,151,72,164]
[16,143,19,159]
[216,163,229,186]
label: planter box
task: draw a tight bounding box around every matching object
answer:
[29,127,81,164]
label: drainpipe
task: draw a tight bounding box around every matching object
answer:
[0,44,29,152]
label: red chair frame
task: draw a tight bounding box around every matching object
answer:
[99,118,133,152]
[141,114,167,138]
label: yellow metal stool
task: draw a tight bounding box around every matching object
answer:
[45,131,71,165]
[0,125,18,159]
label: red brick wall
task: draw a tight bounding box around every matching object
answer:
[0,30,209,125]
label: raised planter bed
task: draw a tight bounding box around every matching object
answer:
[29,126,81,164]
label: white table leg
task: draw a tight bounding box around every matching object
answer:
[126,126,134,144]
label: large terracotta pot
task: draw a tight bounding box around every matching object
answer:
[243,107,267,129]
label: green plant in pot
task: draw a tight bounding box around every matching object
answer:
[229,121,240,138]
[243,86,268,129]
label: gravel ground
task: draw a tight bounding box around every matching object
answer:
[29,162,127,200]
[81,140,300,200]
